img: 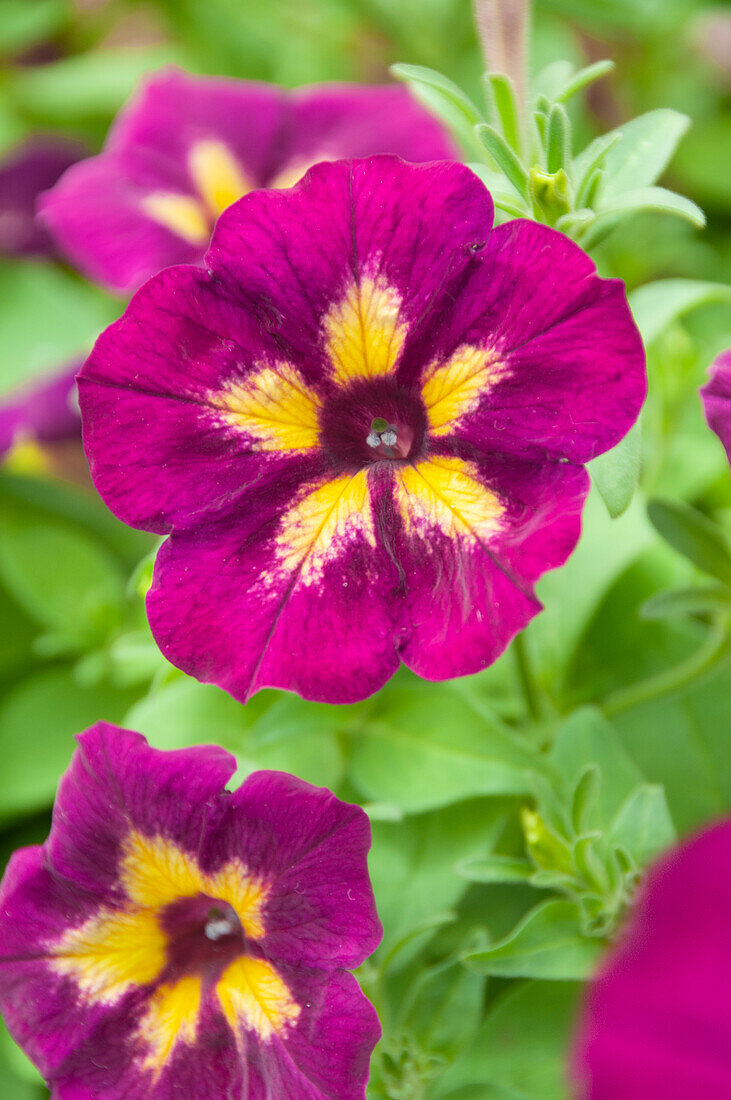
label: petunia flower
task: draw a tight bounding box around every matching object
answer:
[79,156,646,704]
[0,137,85,257]
[39,69,457,293]
[0,722,381,1099]
[0,361,80,459]
[572,819,731,1099]
[700,348,731,466]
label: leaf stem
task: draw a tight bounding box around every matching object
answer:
[601,620,730,718]
[513,631,542,721]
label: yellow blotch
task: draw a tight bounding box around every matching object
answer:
[138,976,202,1075]
[216,956,300,1042]
[396,455,504,541]
[269,159,315,190]
[421,344,507,436]
[188,140,250,220]
[212,364,321,452]
[51,906,166,1003]
[324,277,407,385]
[271,468,374,585]
[140,192,210,245]
[120,832,269,941]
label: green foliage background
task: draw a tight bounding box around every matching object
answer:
[0,0,729,1096]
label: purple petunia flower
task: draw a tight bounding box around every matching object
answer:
[0,137,85,257]
[0,362,81,459]
[572,819,731,1098]
[700,348,731,466]
[79,156,646,704]
[39,69,457,293]
[0,723,381,1099]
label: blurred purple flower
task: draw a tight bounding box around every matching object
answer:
[0,362,81,459]
[0,723,381,1099]
[78,156,645,704]
[572,819,731,1098]
[700,348,731,466]
[0,137,85,257]
[40,68,458,293]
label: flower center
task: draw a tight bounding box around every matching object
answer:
[318,377,427,471]
[161,893,245,982]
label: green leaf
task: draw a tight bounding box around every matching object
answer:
[529,490,655,692]
[628,279,731,348]
[640,583,731,620]
[0,500,125,650]
[647,499,731,583]
[434,980,581,1100]
[391,63,484,158]
[483,73,521,153]
[9,46,185,120]
[589,418,642,518]
[0,261,118,395]
[549,707,643,826]
[571,765,601,835]
[462,899,603,979]
[0,667,136,821]
[0,0,68,57]
[457,855,535,884]
[545,103,571,174]
[126,679,348,791]
[349,685,535,813]
[573,132,621,206]
[609,784,676,867]
[369,798,509,959]
[600,109,691,198]
[475,123,529,198]
[602,186,704,225]
[583,188,705,248]
[555,60,615,103]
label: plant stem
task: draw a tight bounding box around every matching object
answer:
[601,620,730,718]
[513,630,542,721]
[472,0,531,114]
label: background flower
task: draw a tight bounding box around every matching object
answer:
[0,361,80,461]
[700,349,731,466]
[572,820,731,1099]
[0,138,85,258]
[79,155,645,704]
[40,69,457,294]
[0,723,381,1099]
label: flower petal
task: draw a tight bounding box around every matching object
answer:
[41,70,286,291]
[206,157,495,384]
[700,348,731,466]
[203,770,382,970]
[45,722,235,901]
[391,449,590,679]
[573,821,731,1099]
[405,218,645,463]
[287,83,458,168]
[79,266,325,534]
[146,464,402,703]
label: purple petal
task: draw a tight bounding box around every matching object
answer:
[79,266,331,534]
[146,465,402,703]
[700,349,731,466]
[41,71,456,293]
[572,820,731,1099]
[392,450,590,680]
[401,218,646,463]
[204,770,382,969]
[0,137,85,257]
[207,158,494,370]
[288,83,458,165]
[0,362,81,457]
[46,722,235,899]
